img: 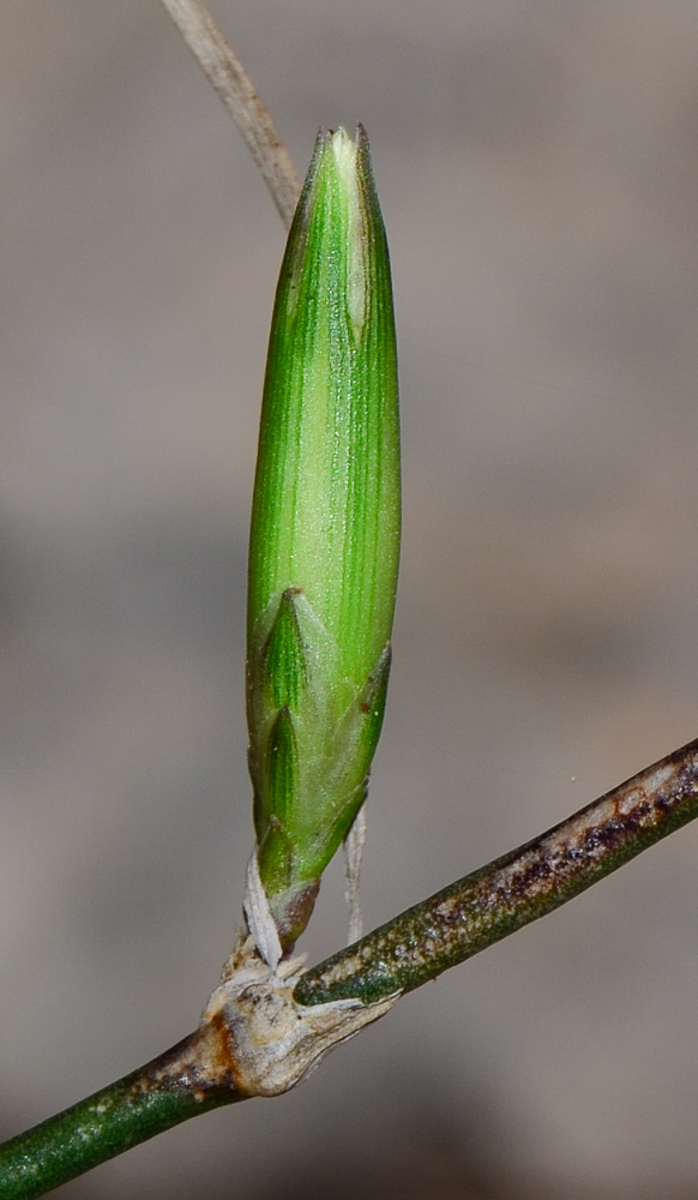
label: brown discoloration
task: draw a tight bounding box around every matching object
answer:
[421,746,698,949]
[142,1014,244,1101]
[496,753,694,912]
[274,877,321,951]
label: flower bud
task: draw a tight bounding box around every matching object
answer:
[246,126,400,950]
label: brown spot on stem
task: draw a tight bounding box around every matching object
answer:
[139,1020,244,1100]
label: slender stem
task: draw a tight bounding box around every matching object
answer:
[0,1031,244,1200]
[160,0,301,226]
[5,737,698,1195]
[294,736,698,1005]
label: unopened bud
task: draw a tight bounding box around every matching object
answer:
[246,126,400,950]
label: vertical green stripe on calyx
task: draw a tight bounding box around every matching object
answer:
[247,126,400,950]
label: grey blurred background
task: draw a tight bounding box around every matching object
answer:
[3,3,698,1197]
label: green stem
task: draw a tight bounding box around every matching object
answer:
[295,735,698,1005]
[0,1033,243,1200]
[5,736,698,1196]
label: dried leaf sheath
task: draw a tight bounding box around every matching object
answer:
[246,127,400,948]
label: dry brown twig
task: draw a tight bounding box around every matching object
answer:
[160,0,301,226]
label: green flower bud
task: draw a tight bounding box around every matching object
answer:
[246,126,400,950]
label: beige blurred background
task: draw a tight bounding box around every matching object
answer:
[3,3,698,1197]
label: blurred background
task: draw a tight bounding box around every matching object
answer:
[3,3,698,1196]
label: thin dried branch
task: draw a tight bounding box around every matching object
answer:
[160,0,301,226]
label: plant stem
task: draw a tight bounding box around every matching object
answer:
[294,735,698,1005]
[5,737,698,1196]
[0,1031,244,1200]
[160,0,301,226]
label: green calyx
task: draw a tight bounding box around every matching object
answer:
[246,126,400,948]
